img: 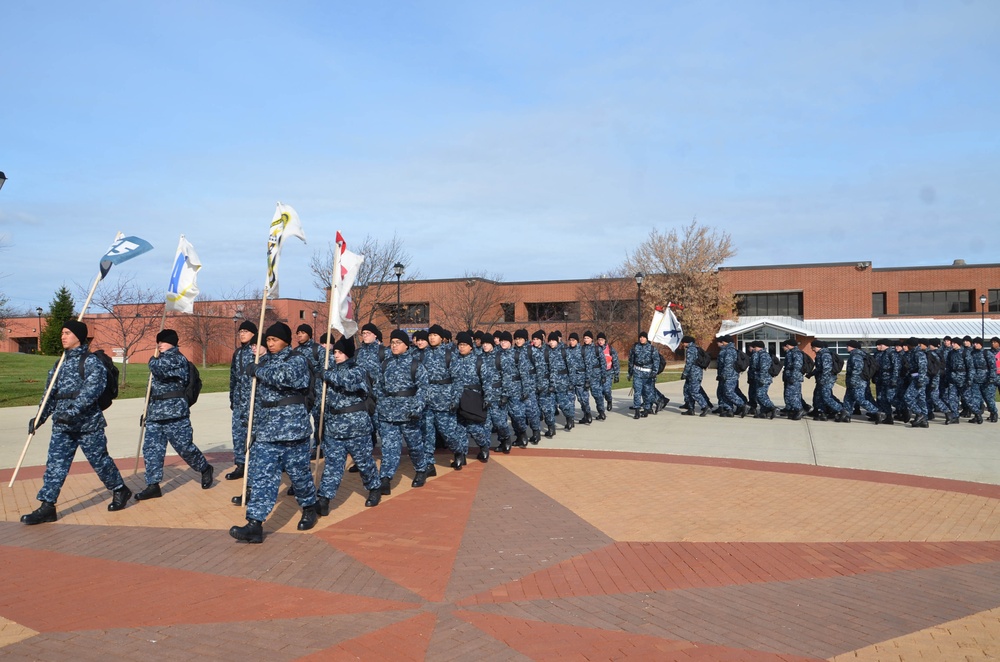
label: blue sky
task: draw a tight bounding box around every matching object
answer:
[2,0,998,311]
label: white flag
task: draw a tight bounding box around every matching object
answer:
[165,235,201,314]
[266,202,306,297]
[649,304,683,351]
[331,232,364,338]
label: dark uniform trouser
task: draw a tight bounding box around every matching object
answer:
[378,420,424,478]
[319,433,379,498]
[246,438,316,522]
[232,407,249,466]
[37,427,125,504]
[142,418,209,484]
[783,380,803,411]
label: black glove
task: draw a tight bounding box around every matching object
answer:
[584,381,590,389]
[28,417,36,435]
[500,396,508,407]
[408,412,421,422]
[613,374,620,383]
[449,403,458,414]
[245,363,258,378]
[53,412,74,426]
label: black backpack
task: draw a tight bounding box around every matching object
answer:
[801,353,815,377]
[695,346,711,369]
[830,351,844,376]
[768,355,782,377]
[860,353,878,382]
[73,349,118,410]
[656,351,666,374]
[926,351,944,377]
[184,362,203,406]
[734,349,750,373]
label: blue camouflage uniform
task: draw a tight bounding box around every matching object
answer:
[749,349,775,413]
[514,342,542,438]
[628,341,657,413]
[902,347,929,419]
[565,342,593,419]
[420,343,465,464]
[143,347,209,485]
[498,346,528,438]
[969,347,990,417]
[479,347,512,443]
[842,349,878,416]
[229,341,256,467]
[246,346,317,522]
[943,346,964,419]
[319,358,380,500]
[598,342,619,409]
[376,349,429,480]
[296,339,324,446]
[581,340,608,417]
[782,348,804,413]
[982,347,999,419]
[682,344,709,411]
[925,346,952,419]
[813,348,844,415]
[544,343,576,425]
[532,341,559,433]
[875,347,899,418]
[715,343,747,414]
[894,349,911,415]
[451,350,490,452]
[36,345,127,504]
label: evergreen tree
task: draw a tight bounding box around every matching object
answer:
[40,286,76,355]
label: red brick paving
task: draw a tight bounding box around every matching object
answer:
[3,448,1000,660]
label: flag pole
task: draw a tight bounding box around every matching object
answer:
[9,260,109,487]
[312,240,342,484]
[237,277,270,507]
[132,308,168,474]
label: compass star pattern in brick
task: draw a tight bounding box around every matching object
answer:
[3,449,1000,660]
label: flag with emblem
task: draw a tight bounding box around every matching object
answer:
[265,202,306,297]
[99,233,154,279]
[165,235,201,314]
[330,231,365,338]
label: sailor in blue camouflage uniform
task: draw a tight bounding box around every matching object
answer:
[841,340,882,424]
[226,320,258,481]
[924,338,953,423]
[873,339,898,425]
[986,338,1000,423]
[810,340,844,421]
[21,321,132,525]
[294,324,324,454]
[968,337,990,425]
[532,330,559,439]
[595,333,619,412]
[679,335,709,416]
[230,322,318,544]
[780,339,805,420]
[628,332,657,419]
[136,329,213,501]
[450,331,488,466]
[580,331,609,420]
[375,329,429,491]
[419,324,465,479]
[545,332,577,430]
[902,337,929,428]
[714,335,748,417]
[942,337,964,425]
[565,333,594,425]
[893,340,911,421]
[497,331,529,448]
[479,335,513,454]
[512,329,542,445]
[749,341,777,418]
[315,336,382,514]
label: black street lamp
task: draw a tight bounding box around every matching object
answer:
[981,293,988,338]
[393,262,405,329]
[35,307,43,352]
[635,272,645,337]
[233,312,241,346]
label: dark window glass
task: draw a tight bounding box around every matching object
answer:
[736,292,803,319]
[501,303,515,323]
[897,290,972,315]
[525,302,577,322]
[990,290,999,313]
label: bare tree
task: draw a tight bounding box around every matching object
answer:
[222,284,283,332]
[176,300,235,367]
[622,219,738,344]
[309,232,418,326]
[433,271,506,331]
[85,273,161,385]
[575,272,635,349]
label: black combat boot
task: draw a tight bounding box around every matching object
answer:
[564,416,575,431]
[451,452,466,470]
[297,505,318,531]
[365,488,382,507]
[201,465,214,489]
[477,447,490,463]
[681,408,696,416]
[544,424,556,438]
[231,486,252,506]
[990,412,999,423]
[789,409,803,421]
[412,471,427,488]
[530,429,541,444]
[512,431,528,448]
[380,477,392,495]
[426,465,437,477]
[224,464,245,481]
[21,501,56,525]
[135,483,162,501]
[108,485,132,511]
[316,495,331,516]
[230,519,264,543]
[633,410,641,420]
[596,411,606,421]
[499,437,512,453]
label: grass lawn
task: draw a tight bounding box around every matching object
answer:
[0,353,232,408]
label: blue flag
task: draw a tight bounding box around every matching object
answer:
[100,234,154,279]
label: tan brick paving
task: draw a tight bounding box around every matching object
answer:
[0,618,36,649]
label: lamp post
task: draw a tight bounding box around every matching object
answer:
[35,307,43,353]
[393,262,405,329]
[981,294,988,338]
[233,312,241,346]
[635,272,645,337]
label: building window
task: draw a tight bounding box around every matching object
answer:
[898,290,972,315]
[379,302,430,325]
[590,299,631,320]
[525,302,577,322]
[990,289,1000,313]
[501,303,515,323]
[872,292,886,316]
[736,292,803,319]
